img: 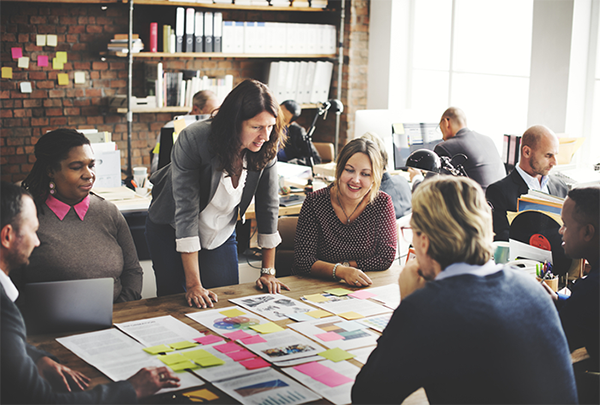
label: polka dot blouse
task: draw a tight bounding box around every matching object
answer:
[293,184,398,274]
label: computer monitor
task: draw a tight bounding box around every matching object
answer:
[392,122,443,170]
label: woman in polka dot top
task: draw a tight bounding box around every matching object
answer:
[293,138,398,287]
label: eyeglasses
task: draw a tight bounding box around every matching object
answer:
[400,226,413,245]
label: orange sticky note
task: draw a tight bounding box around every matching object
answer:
[1,67,13,79]
[57,73,69,85]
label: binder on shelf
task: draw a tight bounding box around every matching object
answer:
[213,12,223,53]
[295,61,308,103]
[162,25,171,53]
[222,21,234,53]
[244,22,257,53]
[285,61,297,101]
[175,7,184,53]
[150,22,158,53]
[194,11,204,52]
[276,61,288,102]
[156,62,163,108]
[267,61,279,100]
[204,12,213,53]
[254,22,265,54]
[185,8,195,52]
[302,61,316,104]
[233,21,245,53]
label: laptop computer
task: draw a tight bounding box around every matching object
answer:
[20,278,114,334]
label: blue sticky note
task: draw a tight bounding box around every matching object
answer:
[334,320,366,332]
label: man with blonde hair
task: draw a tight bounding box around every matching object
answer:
[486,125,568,240]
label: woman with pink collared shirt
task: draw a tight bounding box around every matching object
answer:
[15,129,142,302]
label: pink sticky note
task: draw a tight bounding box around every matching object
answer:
[11,48,23,59]
[239,335,267,345]
[37,55,49,67]
[293,361,330,377]
[194,335,224,345]
[348,290,376,300]
[240,357,270,370]
[226,349,256,361]
[315,332,344,342]
[213,342,242,353]
[313,370,353,387]
[224,330,253,340]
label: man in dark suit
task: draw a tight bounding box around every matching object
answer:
[486,125,569,241]
[0,181,180,404]
[435,107,506,193]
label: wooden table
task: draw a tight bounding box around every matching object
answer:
[26,262,428,404]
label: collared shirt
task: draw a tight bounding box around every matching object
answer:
[516,165,550,193]
[0,269,19,302]
[45,194,90,221]
[435,261,503,281]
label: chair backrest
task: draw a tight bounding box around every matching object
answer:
[313,142,335,163]
[275,216,299,277]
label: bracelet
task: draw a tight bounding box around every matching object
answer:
[332,263,341,280]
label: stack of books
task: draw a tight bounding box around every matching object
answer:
[107,34,144,53]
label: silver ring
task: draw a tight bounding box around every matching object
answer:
[159,373,165,381]
[355,280,360,285]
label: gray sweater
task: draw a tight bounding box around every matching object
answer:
[17,194,143,303]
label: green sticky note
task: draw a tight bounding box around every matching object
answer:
[143,344,173,355]
[325,288,353,296]
[249,322,285,334]
[158,353,187,365]
[318,347,355,362]
[195,355,226,367]
[182,349,212,361]
[219,308,246,317]
[306,309,333,319]
[168,341,197,350]
[169,360,199,371]
[56,51,67,63]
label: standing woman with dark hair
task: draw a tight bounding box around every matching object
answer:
[17,129,143,303]
[146,80,289,308]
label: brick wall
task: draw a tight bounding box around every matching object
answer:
[1,0,369,183]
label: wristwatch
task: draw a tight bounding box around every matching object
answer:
[342,261,350,268]
[261,267,276,276]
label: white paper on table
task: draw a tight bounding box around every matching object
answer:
[178,344,259,382]
[229,293,316,321]
[56,328,204,394]
[281,359,361,405]
[287,316,379,351]
[348,346,376,365]
[114,315,203,347]
[239,329,325,364]
[300,294,392,318]
[186,306,271,337]
[362,284,400,310]
[212,368,321,405]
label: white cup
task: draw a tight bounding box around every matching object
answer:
[133,166,148,189]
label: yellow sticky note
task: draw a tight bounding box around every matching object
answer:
[168,341,197,350]
[74,71,85,84]
[392,123,405,134]
[325,288,352,296]
[195,355,225,367]
[36,34,46,46]
[318,347,355,362]
[249,322,285,334]
[304,294,329,303]
[169,360,199,371]
[182,349,212,361]
[183,388,219,402]
[338,311,364,320]
[143,344,173,355]
[219,308,246,317]
[56,51,67,63]
[158,353,187,365]
[18,57,30,69]
[52,58,64,70]
[1,67,12,79]
[57,73,69,85]
[173,117,187,135]
[306,309,333,319]
[46,34,57,47]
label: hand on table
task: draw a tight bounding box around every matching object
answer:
[256,274,290,294]
[127,366,180,399]
[399,258,428,300]
[186,285,218,308]
[36,356,90,392]
[407,167,422,182]
[337,265,372,287]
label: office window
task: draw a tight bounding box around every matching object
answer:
[408,0,533,149]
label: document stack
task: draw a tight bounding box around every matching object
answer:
[107,34,143,54]
[267,60,333,104]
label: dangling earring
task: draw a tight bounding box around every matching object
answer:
[49,181,56,195]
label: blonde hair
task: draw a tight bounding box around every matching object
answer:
[360,132,388,170]
[411,176,493,269]
[335,138,383,204]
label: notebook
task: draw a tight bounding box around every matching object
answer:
[20,278,114,334]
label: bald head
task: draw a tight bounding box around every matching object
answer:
[439,107,467,140]
[519,125,559,180]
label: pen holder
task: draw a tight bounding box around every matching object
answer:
[537,276,558,292]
